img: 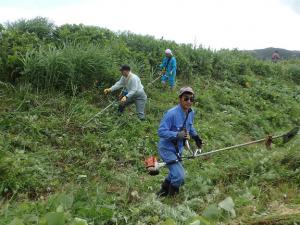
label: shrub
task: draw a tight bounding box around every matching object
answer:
[287,64,300,84]
[0,29,41,83]
[6,17,55,41]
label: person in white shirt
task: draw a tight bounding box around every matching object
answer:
[104,65,147,120]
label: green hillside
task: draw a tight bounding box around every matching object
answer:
[246,47,300,60]
[1,17,300,225]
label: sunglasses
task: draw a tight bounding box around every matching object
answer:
[183,96,195,102]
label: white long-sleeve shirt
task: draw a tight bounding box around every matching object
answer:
[110,72,144,98]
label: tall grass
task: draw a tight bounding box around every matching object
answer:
[20,42,119,93]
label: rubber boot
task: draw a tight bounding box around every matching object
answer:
[168,184,179,197]
[156,180,170,197]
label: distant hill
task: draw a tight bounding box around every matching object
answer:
[246,47,300,60]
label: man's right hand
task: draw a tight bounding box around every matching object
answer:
[104,88,111,95]
[177,130,189,140]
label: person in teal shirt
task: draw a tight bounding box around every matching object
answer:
[160,49,177,90]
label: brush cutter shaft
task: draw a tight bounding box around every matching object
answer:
[84,100,116,126]
[186,128,299,158]
[84,88,127,126]
[150,127,299,172]
[147,73,163,86]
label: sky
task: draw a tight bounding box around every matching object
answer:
[0,0,299,50]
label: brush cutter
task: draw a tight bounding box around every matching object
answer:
[83,100,117,126]
[147,66,167,87]
[144,127,299,176]
[147,72,164,86]
[83,88,126,126]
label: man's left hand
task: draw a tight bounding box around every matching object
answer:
[120,96,127,103]
[192,135,203,148]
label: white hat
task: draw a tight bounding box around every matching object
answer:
[165,49,172,54]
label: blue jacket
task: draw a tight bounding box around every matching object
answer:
[160,56,177,77]
[158,105,197,154]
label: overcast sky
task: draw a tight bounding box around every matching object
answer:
[0,0,299,50]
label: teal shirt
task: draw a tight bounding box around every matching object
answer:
[160,56,177,77]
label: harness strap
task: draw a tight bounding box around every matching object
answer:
[171,108,192,160]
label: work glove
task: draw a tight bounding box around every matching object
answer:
[192,135,203,148]
[177,130,190,140]
[120,96,127,103]
[184,133,190,140]
[104,88,111,95]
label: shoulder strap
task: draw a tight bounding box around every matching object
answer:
[171,109,192,160]
[165,57,172,68]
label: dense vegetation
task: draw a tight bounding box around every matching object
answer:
[0,17,300,225]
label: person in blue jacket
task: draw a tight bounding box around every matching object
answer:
[157,87,203,197]
[160,49,177,90]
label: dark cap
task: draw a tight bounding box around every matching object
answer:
[120,65,131,71]
[179,86,194,97]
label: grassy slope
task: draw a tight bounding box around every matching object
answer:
[0,72,300,224]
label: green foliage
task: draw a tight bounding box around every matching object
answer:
[6,17,55,41]
[287,63,300,84]
[202,204,222,220]
[0,17,300,225]
[20,43,118,93]
[54,24,115,45]
[8,218,24,225]
[1,16,300,95]
[186,216,211,225]
[0,71,299,224]
[44,212,65,225]
[250,60,273,76]
[218,197,236,218]
[0,28,41,82]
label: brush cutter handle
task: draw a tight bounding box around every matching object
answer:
[185,139,191,149]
